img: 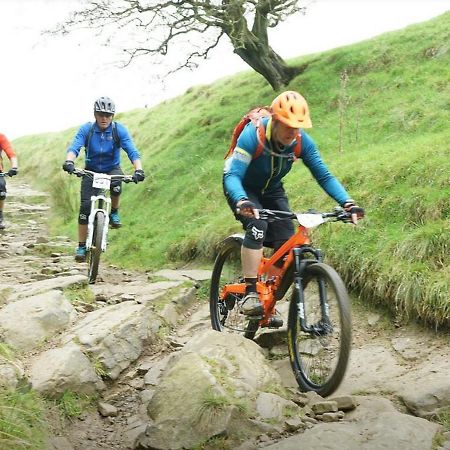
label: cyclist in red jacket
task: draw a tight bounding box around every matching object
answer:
[0,133,19,230]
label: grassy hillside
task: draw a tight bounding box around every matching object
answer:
[14,12,450,327]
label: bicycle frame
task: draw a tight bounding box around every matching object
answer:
[220,221,320,328]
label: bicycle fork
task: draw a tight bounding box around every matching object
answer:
[292,247,331,335]
[86,195,111,252]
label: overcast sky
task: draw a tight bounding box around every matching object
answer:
[1,0,449,139]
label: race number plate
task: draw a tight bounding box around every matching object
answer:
[92,173,111,189]
[296,213,325,229]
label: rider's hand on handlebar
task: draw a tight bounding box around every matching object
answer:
[343,200,364,224]
[62,160,75,174]
[132,169,145,183]
[7,168,18,177]
[236,199,259,219]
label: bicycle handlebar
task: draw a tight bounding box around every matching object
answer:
[258,208,353,223]
[71,168,134,183]
[0,173,11,178]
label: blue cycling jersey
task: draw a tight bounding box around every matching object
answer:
[223,117,350,206]
[67,122,141,172]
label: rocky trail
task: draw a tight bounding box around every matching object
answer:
[0,178,449,450]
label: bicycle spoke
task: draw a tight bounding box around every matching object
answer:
[210,238,258,337]
[288,263,351,396]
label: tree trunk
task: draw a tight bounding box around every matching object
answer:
[234,46,296,90]
[230,31,304,91]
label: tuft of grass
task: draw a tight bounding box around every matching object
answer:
[88,356,109,379]
[0,343,16,362]
[197,388,250,421]
[63,284,94,305]
[434,409,450,433]
[0,389,47,450]
[55,390,96,420]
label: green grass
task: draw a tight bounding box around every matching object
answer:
[0,389,47,450]
[63,284,94,305]
[13,12,450,327]
[55,390,96,420]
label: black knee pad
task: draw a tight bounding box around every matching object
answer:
[78,200,90,224]
[243,219,268,250]
[110,182,122,197]
[0,178,6,199]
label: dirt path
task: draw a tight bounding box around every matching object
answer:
[1,178,449,450]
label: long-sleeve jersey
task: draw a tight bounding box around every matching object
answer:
[67,122,141,172]
[0,133,16,172]
[223,117,350,206]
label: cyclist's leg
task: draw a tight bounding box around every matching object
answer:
[0,176,6,229]
[262,185,295,252]
[76,175,94,261]
[109,166,124,227]
[224,189,267,315]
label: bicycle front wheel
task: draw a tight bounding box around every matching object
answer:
[88,211,105,284]
[209,236,258,339]
[287,262,351,397]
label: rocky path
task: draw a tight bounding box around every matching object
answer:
[0,178,449,450]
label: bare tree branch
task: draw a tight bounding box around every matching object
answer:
[49,0,308,90]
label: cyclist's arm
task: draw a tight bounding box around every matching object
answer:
[223,123,258,205]
[66,123,91,159]
[0,134,16,161]
[299,131,350,206]
[116,123,141,165]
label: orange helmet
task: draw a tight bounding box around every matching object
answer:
[271,91,312,129]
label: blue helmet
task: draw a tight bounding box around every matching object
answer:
[94,96,116,114]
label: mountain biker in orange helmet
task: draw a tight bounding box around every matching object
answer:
[0,133,19,230]
[223,91,364,325]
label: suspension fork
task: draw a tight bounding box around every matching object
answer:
[292,246,325,333]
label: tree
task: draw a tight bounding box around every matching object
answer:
[54,0,308,90]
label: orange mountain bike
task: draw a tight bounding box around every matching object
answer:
[210,208,353,396]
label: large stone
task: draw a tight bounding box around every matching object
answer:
[0,290,76,351]
[336,345,407,395]
[8,275,87,301]
[152,269,212,282]
[264,397,440,450]
[61,299,164,379]
[136,330,283,449]
[401,380,450,418]
[89,280,181,304]
[0,357,24,389]
[30,343,105,396]
[255,392,301,420]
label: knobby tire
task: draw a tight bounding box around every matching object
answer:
[88,211,105,284]
[210,236,258,339]
[287,262,351,397]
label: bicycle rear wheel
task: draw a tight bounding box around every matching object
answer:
[210,236,259,339]
[88,211,105,284]
[287,262,351,396]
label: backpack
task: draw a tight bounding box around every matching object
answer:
[85,121,120,151]
[224,107,302,160]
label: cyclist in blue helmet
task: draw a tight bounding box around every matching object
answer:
[62,96,145,262]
